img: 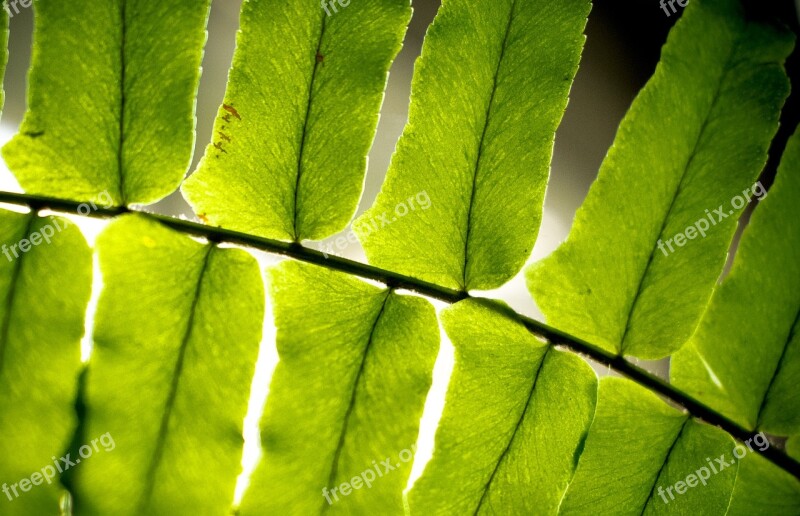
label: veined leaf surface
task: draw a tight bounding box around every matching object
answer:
[559,378,738,515]
[672,127,800,435]
[527,0,793,359]
[3,0,211,205]
[72,215,264,515]
[0,212,91,516]
[408,300,597,514]
[356,0,591,291]
[183,0,410,242]
[240,262,438,514]
[727,453,800,515]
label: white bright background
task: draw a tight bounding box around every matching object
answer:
[5,0,782,506]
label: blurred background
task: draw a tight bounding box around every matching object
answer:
[1,0,798,502]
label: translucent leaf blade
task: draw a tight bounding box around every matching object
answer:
[527,0,793,359]
[183,0,411,242]
[727,452,800,515]
[672,126,800,436]
[2,0,211,205]
[789,439,799,461]
[0,213,91,515]
[71,215,264,515]
[559,378,737,515]
[240,262,438,514]
[356,0,591,291]
[408,300,597,514]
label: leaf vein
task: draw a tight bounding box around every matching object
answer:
[473,345,550,514]
[756,307,800,427]
[321,290,392,513]
[462,0,519,290]
[292,11,327,242]
[618,31,743,354]
[137,244,214,512]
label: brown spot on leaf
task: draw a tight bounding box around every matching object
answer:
[222,104,241,120]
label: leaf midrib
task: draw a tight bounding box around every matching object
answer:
[618,29,743,355]
[292,11,327,242]
[116,0,128,205]
[473,345,550,514]
[755,306,800,428]
[137,244,214,512]
[639,417,690,515]
[321,290,392,514]
[461,0,518,291]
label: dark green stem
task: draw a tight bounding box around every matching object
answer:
[1,190,798,479]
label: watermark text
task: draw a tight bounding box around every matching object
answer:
[318,190,431,259]
[657,431,769,504]
[657,182,766,257]
[322,444,416,505]
[3,432,115,502]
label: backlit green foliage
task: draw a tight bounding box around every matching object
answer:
[0,0,797,514]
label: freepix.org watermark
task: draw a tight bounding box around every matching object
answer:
[657,431,769,504]
[2,0,31,19]
[1,190,112,262]
[657,181,766,258]
[317,190,431,259]
[321,0,350,17]
[660,0,688,17]
[2,432,115,502]
[322,444,416,505]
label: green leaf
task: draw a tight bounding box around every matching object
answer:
[527,0,793,359]
[183,0,411,242]
[355,0,591,291]
[727,453,800,515]
[789,439,799,461]
[0,212,91,516]
[3,0,211,205]
[671,126,800,435]
[408,299,597,514]
[559,378,738,515]
[240,261,438,514]
[71,215,264,515]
